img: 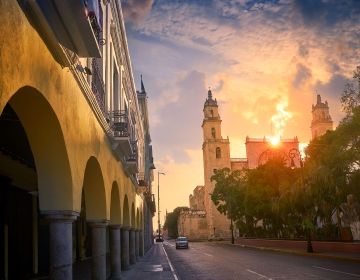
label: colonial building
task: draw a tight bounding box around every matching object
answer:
[0,1,155,279]
[180,90,332,240]
[311,94,333,139]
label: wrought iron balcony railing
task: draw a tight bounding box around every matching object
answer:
[91,58,106,115]
[130,141,138,157]
[88,0,106,46]
[125,140,138,174]
[138,172,148,187]
[110,110,130,137]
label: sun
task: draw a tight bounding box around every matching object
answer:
[270,136,280,146]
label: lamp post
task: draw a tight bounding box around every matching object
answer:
[157,172,165,240]
[288,148,313,253]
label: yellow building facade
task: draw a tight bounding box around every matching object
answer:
[0,1,155,279]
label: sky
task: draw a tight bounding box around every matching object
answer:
[121,0,360,224]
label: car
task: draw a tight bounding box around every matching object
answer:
[155,235,164,242]
[175,236,189,249]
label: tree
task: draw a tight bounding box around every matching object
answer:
[163,206,189,238]
[341,66,360,118]
[211,168,245,241]
[211,158,301,238]
[245,157,299,238]
[304,65,360,240]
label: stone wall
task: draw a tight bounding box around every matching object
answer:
[178,210,208,241]
[189,185,205,210]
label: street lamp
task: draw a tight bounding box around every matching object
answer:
[288,148,313,253]
[157,171,165,240]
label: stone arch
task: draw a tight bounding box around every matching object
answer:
[131,203,136,228]
[110,181,121,225]
[122,195,130,226]
[82,156,107,220]
[4,86,73,210]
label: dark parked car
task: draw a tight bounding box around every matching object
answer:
[155,235,164,242]
[175,236,189,249]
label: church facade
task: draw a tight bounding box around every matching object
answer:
[179,91,333,240]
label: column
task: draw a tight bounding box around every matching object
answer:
[135,230,139,260]
[139,230,144,256]
[121,226,130,270]
[89,221,108,280]
[109,225,121,279]
[129,229,136,265]
[31,193,38,275]
[44,211,78,280]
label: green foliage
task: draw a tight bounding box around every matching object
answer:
[211,157,303,238]
[210,65,360,241]
[163,206,189,238]
[341,66,360,117]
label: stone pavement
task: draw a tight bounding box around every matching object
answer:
[121,242,178,280]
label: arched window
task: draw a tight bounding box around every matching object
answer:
[216,147,221,158]
[211,128,216,138]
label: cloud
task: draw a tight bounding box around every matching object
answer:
[153,149,204,215]
[315,74,350,99]
[298,43,309,58]
[152,70,206,163]
[125,0,360,211]
[122,0,154,24]
[294,0,360,27]
[293,63,312,88]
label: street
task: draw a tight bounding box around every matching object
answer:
[163,240,360,280]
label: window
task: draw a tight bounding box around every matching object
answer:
[213,169,217,174]
[211,128,216,138]
[216,147,221,158]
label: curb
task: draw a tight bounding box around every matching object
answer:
[230,243,360,263]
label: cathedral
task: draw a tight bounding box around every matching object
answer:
[178,90,333,240]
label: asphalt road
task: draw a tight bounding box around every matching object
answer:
[163,240,360,280]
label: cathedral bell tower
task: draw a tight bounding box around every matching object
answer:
[311,94,333,139]
[202,89,231,239]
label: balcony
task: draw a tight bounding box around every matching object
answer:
[109,110,132,157]
[138,172,148,187]
[33,0,102,58]
[91,58,106,115]
[137,172,148,194]
[126,142,138,175]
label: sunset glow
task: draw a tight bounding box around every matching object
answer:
[269,136,281,146]
[123,0,360,219]
[271,102,293,140]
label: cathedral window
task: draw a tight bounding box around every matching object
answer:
[211,128,216,138]
[216,147,221,158]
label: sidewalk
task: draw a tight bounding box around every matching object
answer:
[121,243,177,280]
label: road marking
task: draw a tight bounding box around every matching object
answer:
[162,244,180,280]
[203,252,213,257]
[164,241,175,247]
[313,266,360,278]
[246,269,273,280]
